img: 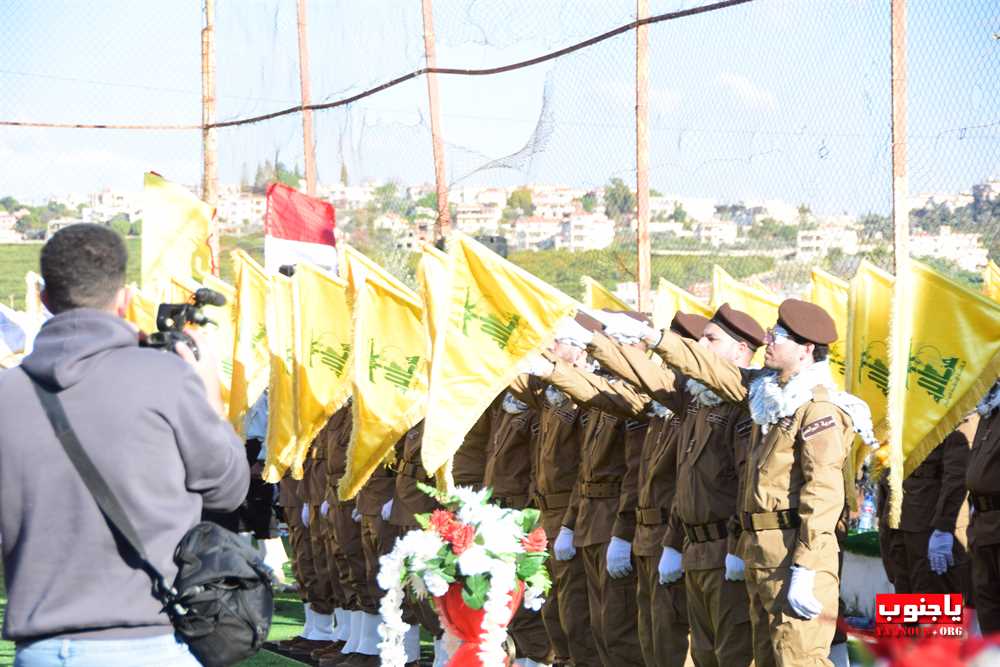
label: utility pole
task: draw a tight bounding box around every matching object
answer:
[886,0,909,529]
[201,0,219,273]
[421,0,452,241]
[635,0,651,312]
[296,0,317,195]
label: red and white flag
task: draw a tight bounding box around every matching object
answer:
[264,183,337,275]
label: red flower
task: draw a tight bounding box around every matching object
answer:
[521,526,547,553]
[448,523,476,555]
[429,509,457,536]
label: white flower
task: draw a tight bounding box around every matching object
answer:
[479,561,518,666]
[458,545,494,577]
[424,571,450,597]
[377,584,408,667]
[377,553,402,591]
[523,585,544,611]
[408,573,428,599]
[480,513,526,554]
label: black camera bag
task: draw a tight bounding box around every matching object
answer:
[31,378,274,667]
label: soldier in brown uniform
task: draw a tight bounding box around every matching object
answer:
[530,340,650,667]
[877,415,977,598]
[483,391,550,665]
[968,380,1000,633]
[586,311,708,666]
[452,396,498,489]
[594,306,760,667]
[640,299,871,667]
[509,314,602,667]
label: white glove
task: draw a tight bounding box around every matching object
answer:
[351,507,362,523]
[724,553,746,582]
[553,526,576,561]
[606,537,633,578]
[518,352,555,378]
[381,499,393,521]
[604,313,647,344]
[320,500,330,517]
[658,547,684,584]
[928,530,955,575]
[639,323,662,347]
[301,504,311,528]
[787,565,823,620]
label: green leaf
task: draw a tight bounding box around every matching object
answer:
[462,574,489,610]
[519,508,541,533]
[516,552,545,580]
[527,571,551,595]
[414,513,431,530]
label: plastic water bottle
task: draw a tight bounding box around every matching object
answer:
[857,490,876,532]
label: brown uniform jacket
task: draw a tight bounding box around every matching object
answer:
[967,405,1000,547]
[357,438,401,516]
[546,360,649,547]
[482,395,538,509]
[655,332,853,573]
[595,335,748,569]
[509,374,586,539]
[879,415,976,536]
[389,422,437,526]
[322,405,354,506]
[452,396,500,488]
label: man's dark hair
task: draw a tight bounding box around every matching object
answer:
[812,344,829,362]
[40,223,127,314]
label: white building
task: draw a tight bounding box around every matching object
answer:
[0,212,21,242]
[696,219,739,247]
[796,227,860,261]
[325,184,374,210]
[650,195,716,223]
[511,217,563,251]
[215,193,267,228]
[562,213,615,251]
[455,203,503,236]
[910,226,989,272]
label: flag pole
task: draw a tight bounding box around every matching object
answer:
[296,0,318,196]
[635,0,652,312]
[201,0,219,274]
[421,0,452,242]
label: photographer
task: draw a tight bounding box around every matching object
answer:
[0,224,249,666]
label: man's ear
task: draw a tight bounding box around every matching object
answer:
[113,286,131,318]
[802,342,815,363]
[40,287,51,312]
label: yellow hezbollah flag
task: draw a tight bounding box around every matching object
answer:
[295,262,353,459]
[229,250,270,436]
[141,172,214,301]
[124,284,158,334]
[421,232,577,477]
[339,246,428,500]
[711,265,780,363]
[263,273,299,482]
[893,261,1000,478]
[984,260,1000,302]
[168,275,235,417]
[810,268,850,391]
[582,276,630,311]
[653,277,713,328]
[847,260,894,443]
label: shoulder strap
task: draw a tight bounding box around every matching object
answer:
[29,377,172,601]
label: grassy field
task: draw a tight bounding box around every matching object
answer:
[0,564,305,667]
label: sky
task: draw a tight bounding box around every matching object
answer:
[1,0,997,216]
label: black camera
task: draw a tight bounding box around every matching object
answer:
[139,288,227,360]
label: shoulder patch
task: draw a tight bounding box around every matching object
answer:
[735,418,753,436]
[626,419,648,431]
[706,412,727,426]
[802,415,837,440]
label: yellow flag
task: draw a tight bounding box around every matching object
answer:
[229,250,270,436]
[339,247,428,500]
[847,260,894,444]
[711,265,780,363]
[168,274,235,417]
[421,232,577,477]
[809,268,850,391]
[581,276,630,311]
[653,277,713,328]
[295,262,353,459]
[263,273,299,482]
[984,260,1000,302]
[124,284,159,334]
[141,172,214,300]
[894,261,1000,478]
[748,276,775,294]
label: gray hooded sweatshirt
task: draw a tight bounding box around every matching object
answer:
[0,309,248,642]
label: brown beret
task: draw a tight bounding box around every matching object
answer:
[670,312,710,341]
[574,311,605,333]
[710,302,766,349]
[777,298,838,345]
[622,310,653,326]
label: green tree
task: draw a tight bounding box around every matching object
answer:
[603,178,635,219]
[340,161,349,187]
[581,192,597,213]
[108,213,131,237]
[507,188,535,216]
[131,219,143,235]
[650,188,663,197]
[670,203,687,223]
[1,196,20,212]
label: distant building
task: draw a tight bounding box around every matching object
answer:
[696,219,739,247]
[562,213,615,251]
[511,217,563,251]
[215,193,266,228]
[910,226,988,272]
[796,227,860,261]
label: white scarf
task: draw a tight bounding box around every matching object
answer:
[977,380,1000,417]
[502,392,529,415]
[545,386,568,408]
[648,400,672,419]
[685,378,723,407]
[748,360,877,445]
